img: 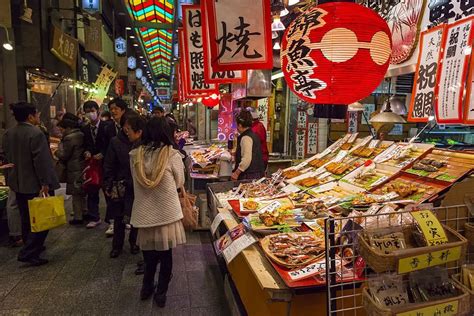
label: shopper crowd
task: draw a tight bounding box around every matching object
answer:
[1,99,186,308]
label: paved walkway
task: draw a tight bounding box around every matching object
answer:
[0,220,229,315]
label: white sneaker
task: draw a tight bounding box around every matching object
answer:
[105,223,114,237]
[86,219,102,229]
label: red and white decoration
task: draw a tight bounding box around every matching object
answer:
[281,3,392,105]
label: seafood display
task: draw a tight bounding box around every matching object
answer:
[237,181,280,198]
[262,233,325,267]
[352,146,375,158]
[412,159,446,172]
[308,157,330,168]
[378,180,425,199]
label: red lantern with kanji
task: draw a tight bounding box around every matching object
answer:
[201,94,220,108]
[281,3,392,105]
[115,79,125,96]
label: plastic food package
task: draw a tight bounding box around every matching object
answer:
[408,267,457,303]
[368,274,409,308]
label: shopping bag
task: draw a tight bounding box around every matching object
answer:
[179,187,198,230]
[28,195,66,232]
[82,159,102,193]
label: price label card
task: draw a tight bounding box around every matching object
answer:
[373,144,397,163]
[397,246,461,274]
[317,172,332,180]
[411,210,448,246]
[396,300,458,316]
[294,161,308,170]
[368,139,380,148]
[258,201,281,214]
[369,176,389,188]
[348,132,359,143]
[316,148,332,159]
[255,177,266,184]
[333,150,348,163]
[288,261,326,281]
[282,184,301,194]
[349,136,372,153]
[210,213,232,235]
[222,233,257,263]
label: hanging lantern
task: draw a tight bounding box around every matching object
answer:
[201,94,220,108]
[281,3,392,105]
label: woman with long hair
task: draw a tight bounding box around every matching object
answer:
[130,117,186,307]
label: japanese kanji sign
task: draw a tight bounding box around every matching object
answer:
[408,25,446,122]
[435,17,474,124]
[257,98,269,131]
[347,111,359,133]
[281,3,392,104]
[93,65,117,104]
[201,1,246,83]
[51,25,78,70]
[296,130,306,160]
[203,0,273,71]
[84,19,102,53]
[424,0,474,29]
[182,5,218,95]
[397,246,462,274]
[307,122,318,155]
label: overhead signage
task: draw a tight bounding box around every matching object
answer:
[114,36,126,55]
[51,25,79,70]
[82,0,100,13]
[128,56,136,69]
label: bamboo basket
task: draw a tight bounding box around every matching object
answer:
[451,273,474,310]
[362,282,470,316]
[358,225,467,274]
[464,223,474,252]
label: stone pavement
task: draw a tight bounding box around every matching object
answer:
[0,222,229,315]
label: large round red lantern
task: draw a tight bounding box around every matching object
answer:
[281,3,392,105]
[201,94,220,108]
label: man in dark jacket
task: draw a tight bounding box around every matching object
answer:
[81,101,107,228]
[3,102,60,266]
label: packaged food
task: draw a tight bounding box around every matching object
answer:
[408,267,457,303]
[368,274,408,308]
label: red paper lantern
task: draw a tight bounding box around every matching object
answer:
[201,94,220,108]
[281,3,392,105]
[115,79,125,96]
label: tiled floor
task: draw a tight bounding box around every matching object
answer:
[0,215,229,315]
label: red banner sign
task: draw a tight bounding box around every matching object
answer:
[182,5,218,95]
[203,0,273,71]
[435,17,474,124]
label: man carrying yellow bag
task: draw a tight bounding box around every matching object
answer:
[29,195,66,233]
[2,102,60,267]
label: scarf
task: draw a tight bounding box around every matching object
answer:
[133,145,172,189]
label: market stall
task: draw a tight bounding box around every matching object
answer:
[206,134,474,315]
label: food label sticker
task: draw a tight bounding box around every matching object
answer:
[288,261,326,281]
[222,233,257,264]
[258,201,282,214]
[395,300,458,316]
[333,150,348,163]
[282,184,301,194]
[397,246,461,274]
[411,210,448,246]
[210,213,233,235]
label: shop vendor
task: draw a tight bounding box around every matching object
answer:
[231,110,265,181]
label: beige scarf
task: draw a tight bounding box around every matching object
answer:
[133,145,172,189]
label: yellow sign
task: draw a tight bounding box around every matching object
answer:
[398,246,462,274]
[396,300,458,316]
[93,65,117,104]
[411,210,448,246]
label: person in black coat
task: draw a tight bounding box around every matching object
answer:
[103,110,140,258]
[81,101,108,228]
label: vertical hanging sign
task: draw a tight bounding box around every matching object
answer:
[182,5,218,95]
[347,111,359,133]
[307,122,318,155]
[408,25,446,123]
[435,17,474,124]
[179,28,207,99]
[203,0,273,71]
[201,1,246,83]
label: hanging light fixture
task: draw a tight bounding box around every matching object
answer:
[370,101,406,124]
[273,40,281,50]
[1,25,13,51]
[19,0,33,24]
[271,16,285,31]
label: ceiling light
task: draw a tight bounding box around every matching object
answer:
[54,73,59,76]
[280,8,289,17]
[1,25,13,51]
[273,41,281,50]
[133,43,138,47]
[125,27,132,30]
[35,68,40,71]
[288,0,300,5]
[271,16,285,32]
[129,35,135,39]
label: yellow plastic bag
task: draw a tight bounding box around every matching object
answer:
[28,195,66,232]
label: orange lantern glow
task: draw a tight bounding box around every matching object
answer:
[281,3,392,105]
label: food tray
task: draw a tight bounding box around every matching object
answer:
[451,273,474,310]
[358,224,467,274]
[362,281,470,316]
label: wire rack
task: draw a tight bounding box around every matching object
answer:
[324,204,473,316]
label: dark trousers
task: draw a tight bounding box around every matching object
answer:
[86,189,100,222]
[16,192,49,260]
[142,249,173,294]
[112,215,137,250]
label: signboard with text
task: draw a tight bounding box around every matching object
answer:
[51,26,78,70]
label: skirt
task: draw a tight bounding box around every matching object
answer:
[137,220,187,251]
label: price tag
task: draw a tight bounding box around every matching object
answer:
[288,261,326,281]
[370,176,389,188]
[311,181,337,194]
[258,201,281,214]
[397,246,461,274]
[316,148,332,159]
[210,213,232,235]
[294,161,308,170]
[396,300,458,316]
[255,177,266,184]
[222,233,257,263]
[373,144,397,163]
[368,139,380,148]
[333,150,348,163]
[348,132,359,143]
[282,184,301,194]
[317,172,332,180]
[380,191,399,201]
[349,136,372,153]
[411,210,448,246]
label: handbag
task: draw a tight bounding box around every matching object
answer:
[82,159,103,192]
[179,187,198,230]
[28,195,66,232]
[55,160,67,183]
[109,180,126,202]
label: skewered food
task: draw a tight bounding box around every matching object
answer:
[413,159,446,172]
[303,202,327,219]
[296,177,321,187]
[326,162,351,175]
[340,142,353,150]
[282,169,302,179]
[381,181,424,198]
[264,233,325,267]
[352,147,375,158]
[352,194,377,206]
[308,158,330,168]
